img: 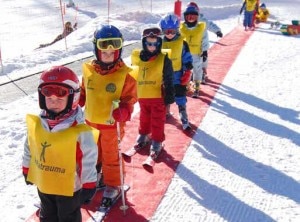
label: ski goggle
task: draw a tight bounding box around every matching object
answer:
[145,41,160,47]
[96,38,123,50]
[163,29,177,35]
[142,28,162,38]
[185,14,198,21]
[39,85,76,98]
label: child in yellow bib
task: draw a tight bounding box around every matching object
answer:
[22,66,98,222]
[131,27,175,159]
[180,2,207,98]
[159,13,193,130]
[79,25,137,208]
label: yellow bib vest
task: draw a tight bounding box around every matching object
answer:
[162,36,184,71]
[26,114,93,196]
[131,50,165,99]
[82,62,132,125]
[180,22,206,55]
[245,0,257,11]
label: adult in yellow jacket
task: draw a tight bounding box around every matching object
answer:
[240,0,259,30]
[79,25,137,207]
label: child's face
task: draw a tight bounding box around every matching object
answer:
[40,85,69,113]
[45,96,68,113]
[185,14,198,23]
[163,29,177,40]
[100,49,116,63]
[145,37,159,53]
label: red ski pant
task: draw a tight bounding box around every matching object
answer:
[138,101,166,142]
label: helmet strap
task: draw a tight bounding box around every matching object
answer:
[40,94,74,120]
[185,20,198,27]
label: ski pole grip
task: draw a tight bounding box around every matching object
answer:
[112,99,120,110]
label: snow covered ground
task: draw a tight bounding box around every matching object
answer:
[0,0,300,221]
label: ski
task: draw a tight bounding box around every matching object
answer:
[270,21,281,29]
[34,44,50,50]
[142,155,156,167]
[92,184,130,222]
[142,149,162,167]
[33,202,41,209]
[122,141,151,157]
[122,146,139,157]
[66,3,76,8]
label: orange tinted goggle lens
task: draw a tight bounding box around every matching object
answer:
[40,85,71,97]
[163,29,177,35]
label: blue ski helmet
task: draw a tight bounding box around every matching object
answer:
[159,14,180,30]
[93,25,123,64]
[260,3,266,9]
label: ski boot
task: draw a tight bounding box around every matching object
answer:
[96,164,105,190]
[100,186,121,208]
[143,141,163,166]
[192,81,200,98]
[96,172,105,190]
[179,105,191,130]
[150,141,162,159]
[192,90,199,98]
[201,68,208,84]
[135,134,151,151]
[166,104,173,118]
[124,134,151,157]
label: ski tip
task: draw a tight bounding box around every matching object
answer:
[122,184,130,191]
[142,158,155,167]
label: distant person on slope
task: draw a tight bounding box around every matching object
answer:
[67,0,75,7]
[159,13,193,130]
[240,0,259,31]
[38,21,77,48]
[255,3,270,23]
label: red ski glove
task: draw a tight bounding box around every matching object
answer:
[180,70,192,85]
[112,107,129,122]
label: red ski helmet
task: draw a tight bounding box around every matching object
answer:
[38,66,80,118]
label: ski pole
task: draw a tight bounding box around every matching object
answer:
[117,121,129,215]
[112,99,129,214]
[0,43,3,74]
[107,100,118,124]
